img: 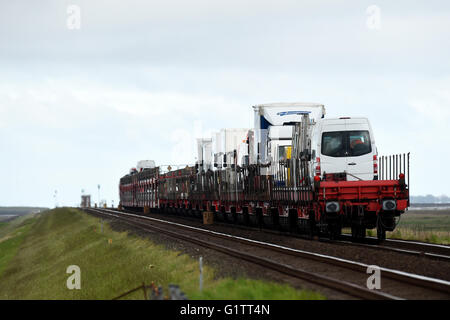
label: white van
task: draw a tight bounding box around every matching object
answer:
[310,117,378,181]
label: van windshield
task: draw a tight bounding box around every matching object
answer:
[322,131,371,157]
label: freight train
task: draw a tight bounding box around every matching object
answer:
[119,103,410,241]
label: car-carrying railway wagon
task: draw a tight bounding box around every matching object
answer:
[119,103,410,240]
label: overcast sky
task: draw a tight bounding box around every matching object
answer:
[1,0,449,207]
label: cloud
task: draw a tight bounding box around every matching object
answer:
[408,79,450,130]
[0,77,246,129]
[1,1,450,206]
[2,1,449,75]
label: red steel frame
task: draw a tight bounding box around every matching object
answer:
[119,169,409,224]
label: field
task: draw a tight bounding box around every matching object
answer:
[358,207,450,244]
[383,209,450,244]
[340,207,450,244]
[0,207,48,223]
[0,206,47,216]
[0,208,324,300]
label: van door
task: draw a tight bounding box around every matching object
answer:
[319,125,348,177]
[318,123,375,180]
[345,130,374,181]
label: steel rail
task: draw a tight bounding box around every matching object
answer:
[334,238,450,262]
[124,205,450,261]
[87,208,399,300]
[381,238,450,254]
[90,208,450,297]
[166,207,450,262]
[339,234,450,257]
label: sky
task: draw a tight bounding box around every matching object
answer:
[0,0,449,207]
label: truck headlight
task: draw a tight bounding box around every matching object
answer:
[382,200,396,211]
[326,201,340,213]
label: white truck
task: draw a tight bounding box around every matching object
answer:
[136,160,156,172]
[204,128,249,170]
[251,103,378,181]
[196,138,213,172]
[252,102,325,175]
[197,103,378,182]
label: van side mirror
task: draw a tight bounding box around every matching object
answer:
[312,150,316,160]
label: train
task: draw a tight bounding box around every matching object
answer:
[119,102,410,241]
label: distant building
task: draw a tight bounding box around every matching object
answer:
[81,195,91,208]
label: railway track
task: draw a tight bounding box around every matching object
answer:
[85,207,450,300]
[337,235,450,262]
[372,237,450,257]
[120,207,450,263]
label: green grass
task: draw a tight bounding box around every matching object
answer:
[0,218,35,277]
[395,210,450,231]
[0,208,324,300]
[387,210,450,244]
[387,228,450,244]
[342,210,450,244]
[192,278,324,300]
[0,213,39,277]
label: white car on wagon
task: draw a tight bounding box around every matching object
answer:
[310,117,378,181]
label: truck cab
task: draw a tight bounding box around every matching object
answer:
[267,125,293,163]
[311,117,378,181]
[252,102,325,173]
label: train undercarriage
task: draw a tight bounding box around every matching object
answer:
[123,191,407,242]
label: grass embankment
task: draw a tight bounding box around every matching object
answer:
[0,208,324,300]
[0,214,38,277]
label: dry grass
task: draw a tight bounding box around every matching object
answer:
[386,227,450,244]
[386,210,450,244]
[363,210,450,244]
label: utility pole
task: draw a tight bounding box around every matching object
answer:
[53,190,58,208]
[199,256,203,291]
[98,184,101,207]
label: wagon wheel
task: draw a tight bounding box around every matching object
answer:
[377,218,386,242]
